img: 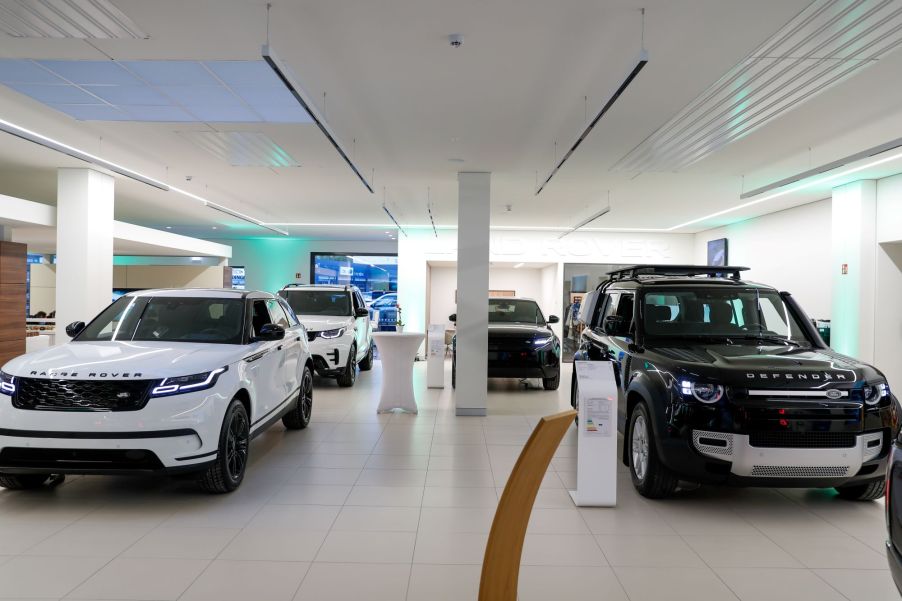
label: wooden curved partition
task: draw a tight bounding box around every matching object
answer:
[478,409,577,601]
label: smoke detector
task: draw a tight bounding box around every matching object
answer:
[449,33,464,48]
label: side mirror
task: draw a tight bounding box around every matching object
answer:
[355,307,369,318]
[66,321,86,338]
[449,313,457,323]
[255,323,285,342]
[603,315,629,337]
[547,315,560,324]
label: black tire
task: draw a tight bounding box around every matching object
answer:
[835,479,885,501]
[628,402,678,499]
[197,398,250,494]
[336,345,357,387]
[0,473,53,490]
[283,365,313,430]
[359,343,374,371]
[451,354,456,389]
[543,371,560,390]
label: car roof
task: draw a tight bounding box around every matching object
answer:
[279,284,353,292]
[125,288,276,299]
[605,278,776,291]
[489,296,537,302]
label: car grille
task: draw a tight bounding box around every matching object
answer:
[0,447,164,471]
[12,378,157,412]
[748,431,856,449]
[749,465,849,478]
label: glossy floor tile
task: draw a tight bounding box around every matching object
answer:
[0,361,895,600]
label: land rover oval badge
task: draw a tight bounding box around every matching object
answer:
[826,389,842,400]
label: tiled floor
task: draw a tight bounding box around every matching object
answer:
[0,361,897,600]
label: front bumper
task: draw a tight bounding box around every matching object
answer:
[0,387,228,473]
[308,335,354,377]
[486,345,559,380]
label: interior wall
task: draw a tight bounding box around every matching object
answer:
[875,173,902,389]
[28,262,55,315]
[225,238,398,294]
[427,265,546,330]
[693,199,833,319]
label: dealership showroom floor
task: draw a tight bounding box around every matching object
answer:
[4,1,902,600]
[0,362,894,601]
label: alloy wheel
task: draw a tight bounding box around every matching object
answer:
[226,410,249,481]
[631,414,649,481]
[301,370,313,422]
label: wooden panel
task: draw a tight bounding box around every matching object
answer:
[0,284,25,340]
[479,409,576,601]
[0,338,25,366]
[0,241,26,284]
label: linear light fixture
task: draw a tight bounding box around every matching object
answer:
[382,205,407,237]
[0,116,168,190]
[0,0,148,39]
[0,117,286,235]
[262,44,374,193]
[558,205,612,239]
[536,49,648,195]
[615,0,902,173]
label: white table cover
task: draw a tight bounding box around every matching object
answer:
[373,332,424,414]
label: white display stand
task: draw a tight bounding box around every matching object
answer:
[426,324,445,389]
[373,332,425,413]
[569,360,618,507]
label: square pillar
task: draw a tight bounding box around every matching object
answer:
[455,172,491,416]
[55,168,114,342]
[830,180,876,361]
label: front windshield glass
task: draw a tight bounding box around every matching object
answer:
[77,296,245,344]
[282,290,351,316]
[642,288,810,345]
[488,299,545,325]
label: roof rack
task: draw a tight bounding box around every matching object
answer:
[606,264,750,282]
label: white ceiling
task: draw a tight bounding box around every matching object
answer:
[0,0,901,239]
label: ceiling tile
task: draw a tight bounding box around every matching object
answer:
[82,84,170,106]
[205,61,282,87]
[157,84,242,107]
[187,105,260,122]
[9,82,98,103]
[254,104,314,123]
[231,85,296,106]
[0,59,62,84]
[49,103,128,120]
[38,60,139,85]
[123,105,196,122]
[120,60,218,86]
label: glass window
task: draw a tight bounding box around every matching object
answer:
[282,290,352,316]
[266,299,290,328]
[250,300,272,338]
[641,287,810,345]
[278,299,299,327]
[488,299,545,325]
[595,293,619,328]
[311,253,397,302]
[78,296,245,344]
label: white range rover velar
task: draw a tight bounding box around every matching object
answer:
[0,289,314,493]
[278,284,374,387]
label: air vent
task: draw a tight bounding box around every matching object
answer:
[749,465,849,478]
[0,0,147,39]
[178,131,299,168]
[615,0,902,172]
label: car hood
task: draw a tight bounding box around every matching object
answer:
[1,341,250,380]
[487,323,554,339]
[644,342,882,387]
[298,315,352,331]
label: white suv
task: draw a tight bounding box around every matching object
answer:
[0,289,313,494]
[278,284,374,387]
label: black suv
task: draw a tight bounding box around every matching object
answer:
[572,265,899,500]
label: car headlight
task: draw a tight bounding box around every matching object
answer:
[533,336,554,346]
[680,379,724,404]
[151,367,227,397]
[318,328,346,339]
[0,371,15,395]
[864,381,890,406]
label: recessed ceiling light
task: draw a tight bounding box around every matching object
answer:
[513,263,525,269]
[211,226,218,230]
[165,226,172,229]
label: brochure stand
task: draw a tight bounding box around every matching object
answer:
[426,324,445,388]
[569,360,618,507]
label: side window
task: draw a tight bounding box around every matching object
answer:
[250,300,272,338]
[594,292,620,328]
[353,291,365,313]
[279,299,299,327]
[266,299,290,328]
[615,293,635,328]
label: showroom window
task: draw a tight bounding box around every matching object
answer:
[310,253,397,302]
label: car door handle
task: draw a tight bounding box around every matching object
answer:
[277,345,283,351]
[296,336,302,341]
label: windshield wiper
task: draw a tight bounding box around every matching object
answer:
[736,335,805,347]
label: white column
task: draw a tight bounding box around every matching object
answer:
[55,168,114,342]
[455,172,491,416]
[830,180,876,361]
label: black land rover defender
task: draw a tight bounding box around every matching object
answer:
[572,265,899,500]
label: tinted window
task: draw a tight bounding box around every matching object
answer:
[250,300,272,338]
[488,299,545,325]
[595,292,619,328]
[372,294,396,308]
[283,290,351,316]
[78,296,245,344]
[642,287,810,344]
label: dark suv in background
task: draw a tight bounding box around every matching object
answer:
[573,265,899,500]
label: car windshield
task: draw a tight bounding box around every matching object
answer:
[372,294,396,307]
[488,299,545,325]
[282,290,351,316]
[642,287,811,345]
[77,296,245,344]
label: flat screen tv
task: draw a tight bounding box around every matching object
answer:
[707,238,728,267]
[571,275,588,293]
